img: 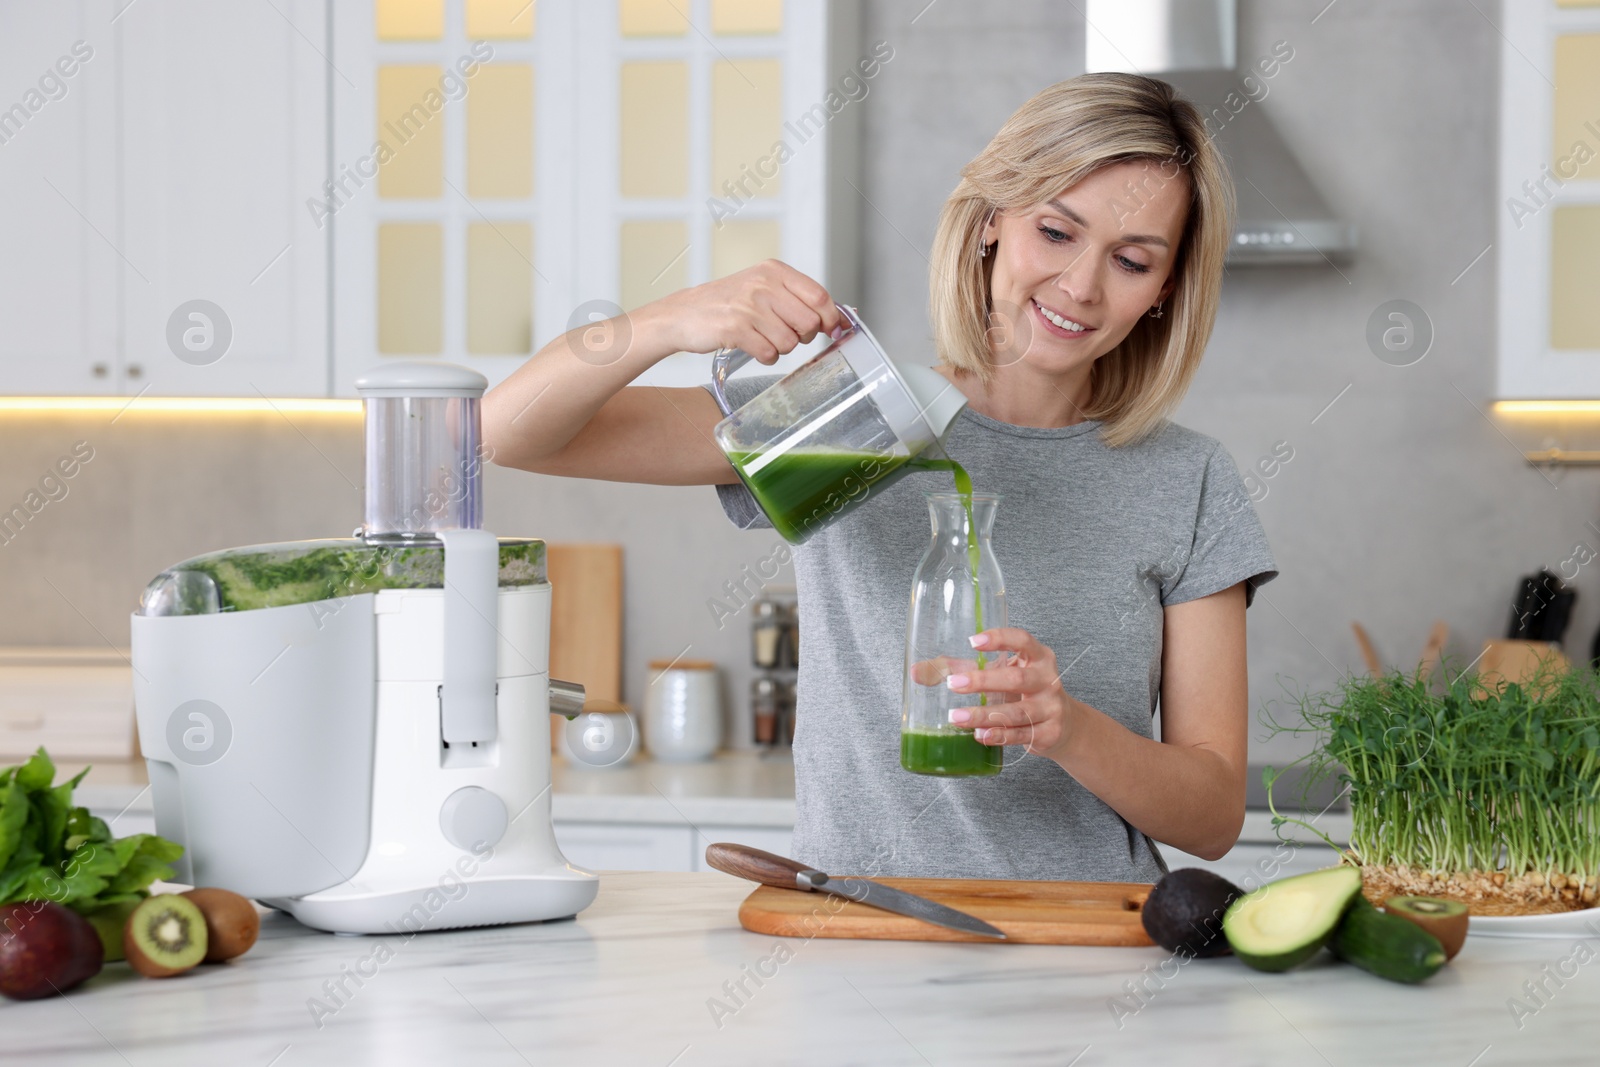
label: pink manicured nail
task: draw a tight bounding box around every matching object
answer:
[946,674,970,690]
[969,633,990,649]
[949,709,971,725]
[975,728,991,743]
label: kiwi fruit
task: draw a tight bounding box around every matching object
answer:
[124,895,208,978]
[1383,896,1469,960]
[182,888,260,963]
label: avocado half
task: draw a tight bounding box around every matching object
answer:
[1222,865,1364,972]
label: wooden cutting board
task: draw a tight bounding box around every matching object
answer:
[547,543,623,702]
[738,878,1155,946]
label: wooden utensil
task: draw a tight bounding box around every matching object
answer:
[547,544,623,754]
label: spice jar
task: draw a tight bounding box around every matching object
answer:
[751,676,780,746]
[751,599,782,669]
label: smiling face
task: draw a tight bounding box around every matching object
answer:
[981,159,1190,373]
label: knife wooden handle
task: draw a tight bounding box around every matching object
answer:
[705,842,813,889]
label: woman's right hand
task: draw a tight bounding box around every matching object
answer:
[639,259,845,363]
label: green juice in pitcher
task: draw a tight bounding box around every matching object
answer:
[725,446,913,544]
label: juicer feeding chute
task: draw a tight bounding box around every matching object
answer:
[356,360,486,539]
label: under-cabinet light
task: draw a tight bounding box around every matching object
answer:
[0,397,363,415]
[1494,400,1600,416]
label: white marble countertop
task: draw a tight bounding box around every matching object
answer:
[7,871,1593,1066]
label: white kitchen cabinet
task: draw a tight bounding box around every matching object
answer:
[0,2,119,394]
[118,0,328,396]
[1496,0,1600,397]
[553,822,698,872]
[552,820,793,872]
[0,0,328,397]
[689,825,793,869]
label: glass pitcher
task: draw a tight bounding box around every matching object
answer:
[901,491,1007,777]
[709,304,968,545]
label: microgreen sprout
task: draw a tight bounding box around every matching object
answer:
[1259,654,1600,891]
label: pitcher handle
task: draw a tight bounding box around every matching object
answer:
[709,347,754,417]
[708,304,859,417]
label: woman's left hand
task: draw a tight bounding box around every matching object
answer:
[945,627,1078,762]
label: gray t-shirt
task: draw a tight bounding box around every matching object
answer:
[704,373,1279,883]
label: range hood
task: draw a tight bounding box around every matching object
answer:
[1084,0,1356,265]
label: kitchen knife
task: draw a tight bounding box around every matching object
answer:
[705,842,1007,940]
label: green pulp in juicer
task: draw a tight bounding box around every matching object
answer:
[151,539,545,614]
[900,726,1002,777]
[725,447,914,544]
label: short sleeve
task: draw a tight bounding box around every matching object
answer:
[1162,442,1280,608]
[700,373,785,532]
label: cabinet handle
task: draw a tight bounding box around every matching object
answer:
[126,364,144,380]
[91,362,109,378]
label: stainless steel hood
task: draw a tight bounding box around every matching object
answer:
[1085,0,1356,265]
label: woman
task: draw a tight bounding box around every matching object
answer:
[484,73,1277,882]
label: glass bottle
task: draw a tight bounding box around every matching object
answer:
[900,491,1006,777]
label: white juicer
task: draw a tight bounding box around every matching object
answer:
[130,361,598,934]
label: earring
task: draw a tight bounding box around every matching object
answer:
[1149,301,1164,319]
[979,241,990,259]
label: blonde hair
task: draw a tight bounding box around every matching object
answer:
[928,73,1235,448]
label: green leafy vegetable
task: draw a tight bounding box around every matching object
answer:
[0,748,183,915]
[1261,657,1600,885]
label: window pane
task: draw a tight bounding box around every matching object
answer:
[712,59,782,200]
[468,223,533,354]
[1551,205,1600,350]
[467,0,535,38]
[378,66,445,198]
[376,0,443,40]
[712,219,780,278]
[712,0,782,34]
[620,220,688,311]
[1554,35,1600,181]
[468,65,534,198]
[620,62,689,198]
[379,223,443,353]
[620,0,688,36]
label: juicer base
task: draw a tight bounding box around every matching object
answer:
[275,870,600,935]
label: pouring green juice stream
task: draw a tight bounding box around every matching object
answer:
[722,445,995,775]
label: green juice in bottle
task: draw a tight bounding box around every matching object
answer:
[900,456,999,776]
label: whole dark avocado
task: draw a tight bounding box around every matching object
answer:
[1141,868,1243,958]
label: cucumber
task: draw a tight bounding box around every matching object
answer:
[1330,897,1448,984]
[1223,865,1364,972]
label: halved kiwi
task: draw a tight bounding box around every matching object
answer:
[1383,896,1468,960]
[124,895,208,978]
[181,888,260,963]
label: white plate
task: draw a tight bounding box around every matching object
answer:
[1469,907,1600,939]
